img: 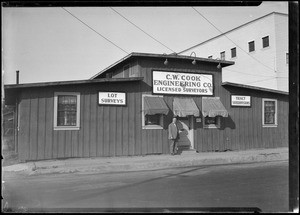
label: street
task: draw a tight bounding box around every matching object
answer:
[2,160,288,212]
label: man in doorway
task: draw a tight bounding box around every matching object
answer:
[168,116,179,155]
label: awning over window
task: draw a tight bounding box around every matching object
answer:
[173,98,200,117]
[144,96,169,115]
[202,97,228,117]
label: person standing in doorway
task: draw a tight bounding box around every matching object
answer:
[168,116,179,155]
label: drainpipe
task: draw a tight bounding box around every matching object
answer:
[16,70,19,84]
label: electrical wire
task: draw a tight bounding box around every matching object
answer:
[183,7,280,74]
[61,7,129,54]
[110,7,176,54]
[224,68,288,79]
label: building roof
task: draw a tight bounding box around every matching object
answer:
[178,12,288,54]
[222,82,289,95]
[4,77,143,90]
[90,52,235,79]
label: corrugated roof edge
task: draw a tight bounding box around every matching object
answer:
[4,77,144,89]
[90,52,235,80]
[222,82,289,95]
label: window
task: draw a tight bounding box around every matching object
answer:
[54,92,80,130]
[248,41,255,52]
[231,47,236,58]
[203,116,222,128]
[142,95,166,129]
[208,55,213,59]
[262,99,277,127]
[262,36,269,48]
[220,51,225,60]
[286,53,289,64]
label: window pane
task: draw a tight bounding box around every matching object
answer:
[220,52,225,60]
[249,41,255,52]
[231,48,236,58]
[145,114,160,125]
[204,117,216,125]
[57,95,77,126]
[264,101,275,124]
[262,36,269,48]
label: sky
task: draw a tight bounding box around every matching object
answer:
[2,1,288,85]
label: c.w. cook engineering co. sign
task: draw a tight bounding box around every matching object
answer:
[152,71,213,96]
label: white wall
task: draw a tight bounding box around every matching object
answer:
[181,13,288,92]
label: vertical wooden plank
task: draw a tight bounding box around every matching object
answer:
[45,91,53,159]
[109,106,116,156]
[90,93,97,157]
[252,97,259,149]
[29,91,38,160]
[103,106,110,156]
[83,94,90,157]
[122,104,129,156]
[97,106,104,156]
[116,106,123,156]
[65,130,72,158]
[128,92,135,156]
[72,130,78,157]
[18,94,31,161]
[78,92,84,157]
[134,91,141,155]
[57,131,65,158]
[37,96,46,160]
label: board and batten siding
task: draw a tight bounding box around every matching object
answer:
[17,81,145,161]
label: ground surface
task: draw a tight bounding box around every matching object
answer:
[2,160,288,213]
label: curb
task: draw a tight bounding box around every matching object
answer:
[3,148,288,176]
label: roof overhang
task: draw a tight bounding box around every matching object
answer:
[90,52,235,79]
[4,77,143,105]
[222,82,289,95]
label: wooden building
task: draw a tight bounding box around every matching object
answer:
[4,53,288,162]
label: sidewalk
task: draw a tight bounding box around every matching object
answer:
[2,147,288,176]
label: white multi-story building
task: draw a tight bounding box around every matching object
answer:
[179,12,288,92]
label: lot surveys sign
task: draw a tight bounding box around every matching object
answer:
[231,95,251,107]
[98,92,126,106]
[152,71,213,96]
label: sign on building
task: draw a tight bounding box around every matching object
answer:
[152,71,213,96]
[231,95,251,107]
[98,92,126,106]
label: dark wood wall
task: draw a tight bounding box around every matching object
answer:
[17,57,288,161]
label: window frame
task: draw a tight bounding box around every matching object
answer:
[286,53,289,64]
[262,98,278,127]
[220,51,225,60]
[231,47,237,58]
[248,41,255,52]
[54,92,80,130]
[262,36,269,48]
[203,116,222,129]
[142,94,164,129]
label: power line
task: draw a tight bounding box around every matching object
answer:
[186,7,278,74]
[225,68,288,79]
[244,77,278,85]
[61,7,129,54]
[110,7,176,54]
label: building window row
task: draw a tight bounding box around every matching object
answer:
[208,36,270,60]
[53,93,278,130]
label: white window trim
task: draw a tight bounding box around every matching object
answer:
[262,98,278,127]
[54,92,80,130]
[142,94,164,130]
[230,47,237,59]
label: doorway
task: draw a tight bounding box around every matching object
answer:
[176,116,194,151]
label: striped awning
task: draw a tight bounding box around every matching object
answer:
[173,98,200,117]
[144,96,169,115]
[202,97,228,117]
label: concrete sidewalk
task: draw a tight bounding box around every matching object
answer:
[3,147,288,175]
